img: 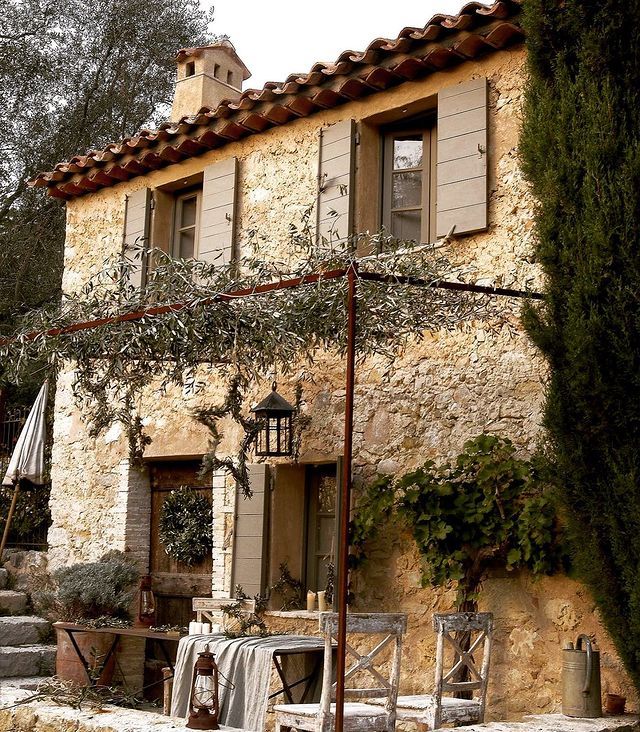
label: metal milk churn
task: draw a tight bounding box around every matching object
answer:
[562,634,602,717]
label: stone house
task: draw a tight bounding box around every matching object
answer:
[33,0,636,720]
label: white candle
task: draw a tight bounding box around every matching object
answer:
[307,591,317,612]
[211,623,221,634]
[188,621,198,635]
[317,591,327,612]
[202,623,211,634]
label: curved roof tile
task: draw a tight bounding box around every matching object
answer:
[32,0,523,199]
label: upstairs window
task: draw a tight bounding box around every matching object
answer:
[382,118,437,244]
[173,189,201,259]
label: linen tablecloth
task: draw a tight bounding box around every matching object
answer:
[171,633,324,731]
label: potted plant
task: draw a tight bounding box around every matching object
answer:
[34,550,139,686]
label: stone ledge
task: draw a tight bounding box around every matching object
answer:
[458,715,640,732]
[264,610,321,620]
[0,686,254,731]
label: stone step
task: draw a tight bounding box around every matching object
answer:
[0,675,52,691]
[0,644,56,677]
[0,590,27,615]
[0,616,51,646]
[0,567,8,590]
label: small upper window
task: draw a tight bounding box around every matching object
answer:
[185,61,195,78]
[213,63,220,79]
[382,117,437,244]
[173,190,201,259]
[227,70,234,86]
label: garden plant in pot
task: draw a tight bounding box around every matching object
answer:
[34,551,139,686]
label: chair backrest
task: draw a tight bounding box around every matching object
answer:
[319,612,407,723]
[192,597,256,625]
[432,612,493,715]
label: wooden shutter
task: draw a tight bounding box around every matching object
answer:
[231,464,270,598]
[123,188,151,288]
[199,157,238,266]
[317,119,356,244]
[436,77,488,237]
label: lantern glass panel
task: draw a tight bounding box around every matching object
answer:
[193,674,217,709]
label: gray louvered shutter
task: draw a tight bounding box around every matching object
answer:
[123,188,151,288]
[436,77,488,237]
[317,119,356,244]
[231,464,270,598]
[199,157,238,266]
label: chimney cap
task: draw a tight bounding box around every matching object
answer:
[176,38,251,81]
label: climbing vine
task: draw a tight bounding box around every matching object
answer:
[351,435,563,610]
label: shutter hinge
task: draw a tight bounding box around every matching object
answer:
[355,131,361,146]
[149,195,156,211]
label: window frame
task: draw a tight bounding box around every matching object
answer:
[381,115,437,245]
[171,187,202,260]
[303,463,337,595]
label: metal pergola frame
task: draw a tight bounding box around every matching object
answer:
[1,260,542,731]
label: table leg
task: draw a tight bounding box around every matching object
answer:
[156,639,175,674]
[64,629,119,687]
[272,655,296,703]
[269,651,323,703]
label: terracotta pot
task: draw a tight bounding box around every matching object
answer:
[605,693,626,715]
[55,627,117,687]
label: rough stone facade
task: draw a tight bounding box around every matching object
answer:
[48,43,638,720]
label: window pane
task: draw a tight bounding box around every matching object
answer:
[179,229,195,259]
[391,210,421,242]
[317,516,335,555]
[318,475,337,513]
[392,170,422,208]
[393,135,422,169]
[181,196,197,228]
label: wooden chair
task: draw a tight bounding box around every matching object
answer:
[274,612,407,732]
[372,612,493,730]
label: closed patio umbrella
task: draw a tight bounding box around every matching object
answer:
[0,382,48,557]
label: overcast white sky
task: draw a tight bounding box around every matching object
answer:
[208,1,468,89]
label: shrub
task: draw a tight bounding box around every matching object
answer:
[520,0,640,691]
[34,551,139,622]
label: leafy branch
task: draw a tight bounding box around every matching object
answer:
[350,434,563,610]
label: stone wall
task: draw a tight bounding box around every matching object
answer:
[46,42,639,720]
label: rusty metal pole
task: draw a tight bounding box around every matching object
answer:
[335,262,357,732]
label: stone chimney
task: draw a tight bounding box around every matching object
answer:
[171,38,251,120]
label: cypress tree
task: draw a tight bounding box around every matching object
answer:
[521,0,640,689]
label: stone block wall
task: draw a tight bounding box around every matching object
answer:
[45,43,639,719]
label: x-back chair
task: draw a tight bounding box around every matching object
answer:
[372,612,493,730]
[274,612,407,732]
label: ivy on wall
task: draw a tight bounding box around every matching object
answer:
[350,435,563,610]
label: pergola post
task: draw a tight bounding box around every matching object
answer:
[335,261,358,732]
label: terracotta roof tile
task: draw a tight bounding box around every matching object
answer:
[32,0,523,199]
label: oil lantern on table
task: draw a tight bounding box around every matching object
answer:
[251,382,295,457]
[186,644,221,730]
[136,574,156,628]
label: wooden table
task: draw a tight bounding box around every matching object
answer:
[171,634,328,728]
[53,622,185,688]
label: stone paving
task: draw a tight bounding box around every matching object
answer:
[0,684,636,732]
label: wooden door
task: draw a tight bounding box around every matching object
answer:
[149,460,212,627]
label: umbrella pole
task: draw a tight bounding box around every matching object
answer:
[0,480,19,561]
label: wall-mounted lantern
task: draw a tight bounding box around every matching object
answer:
[186,644,220,730]
[251,382,295,457]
